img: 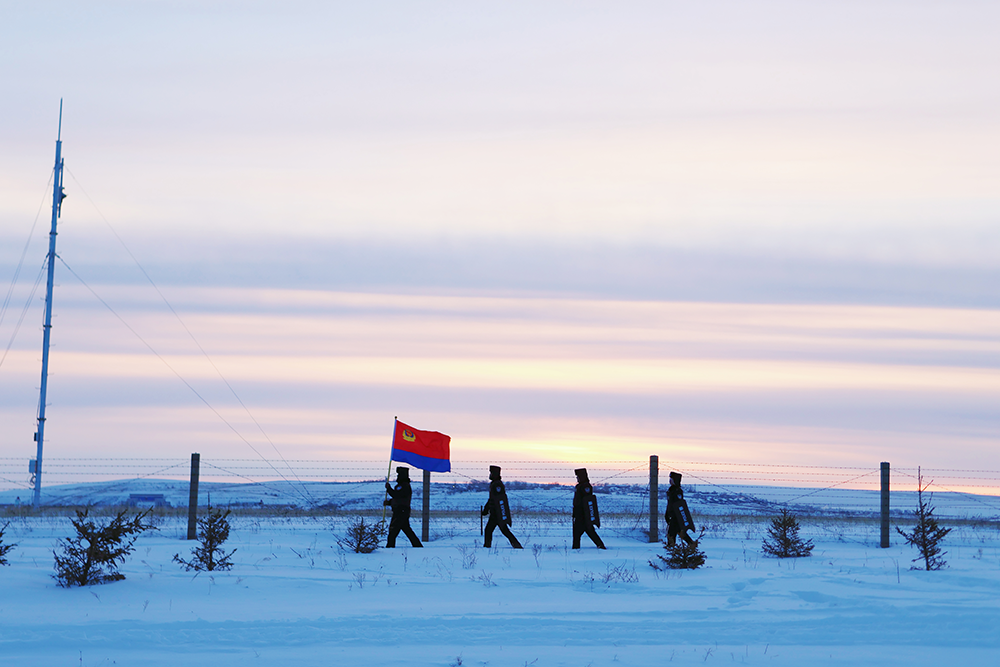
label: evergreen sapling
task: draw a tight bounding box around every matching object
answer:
[761,508,814,558]
[896,469,951,571]
[174,507,236,571]
[649,529,707,570]
[53,508,156,587]
[337,516,385,554]
[0,521,16,566]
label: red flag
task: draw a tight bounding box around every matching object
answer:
[392,420,451,472]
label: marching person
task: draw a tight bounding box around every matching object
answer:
[384,466,423,548]
[572,468,606,549]
[481,465,523,549]
[664,471,696,546]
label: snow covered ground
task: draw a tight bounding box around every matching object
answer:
[2,504,1000,666]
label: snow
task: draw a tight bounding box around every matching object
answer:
[2,486,1000,666]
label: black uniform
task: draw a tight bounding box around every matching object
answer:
[572,468,606,549]
[384,467,423,548]
[482,465,522,549]
[665,471,696,546]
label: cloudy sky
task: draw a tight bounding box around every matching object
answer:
[1,2,998,488]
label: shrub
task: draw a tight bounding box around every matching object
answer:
[896,470,951,571]
[761,509,814,558]
[600,560,640,583]
[337,517,385,554]
[0,522,15,566]
[649,529,706,570]
[173,507,236,572]
[53,509,155,587]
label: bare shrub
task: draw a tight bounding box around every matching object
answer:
[455,545,477,569]
[474,570,496,587]
[600,561,640,583]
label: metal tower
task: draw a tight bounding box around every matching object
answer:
[33,100,66,507]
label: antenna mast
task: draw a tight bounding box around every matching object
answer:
[33,100,66,507]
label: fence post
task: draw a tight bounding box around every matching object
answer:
[187,453,200,540]
[880,461,890,548]
[422,469,431,543]
[649,455,659,543]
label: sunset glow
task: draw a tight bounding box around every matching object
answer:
[2,2,999,497]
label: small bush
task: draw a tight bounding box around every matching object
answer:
[0,522,16,566]
[53,509,156,587]
[649,529,707,570]
[896,470,951,571]
[337,517,385,554]
[761,509,814,558]
[174,507,237,572]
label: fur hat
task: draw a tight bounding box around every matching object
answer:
[489,465,501,478]
[396,466,410,479]
[574,468,588,479]
[669,471,682,484]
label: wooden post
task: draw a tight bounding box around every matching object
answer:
[880,461,890,548]
[649,455,659,543]
[187,453,200,540]
[422,469,431,543]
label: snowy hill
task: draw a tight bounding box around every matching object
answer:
[2,478,998,520]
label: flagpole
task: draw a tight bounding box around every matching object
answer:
[382,416,397,524]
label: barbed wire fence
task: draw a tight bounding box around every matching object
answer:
[2,457,999,543]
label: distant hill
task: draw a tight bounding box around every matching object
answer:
[2,479,997,519]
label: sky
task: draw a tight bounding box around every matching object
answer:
[1,1,998,489]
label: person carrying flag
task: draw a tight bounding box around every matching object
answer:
[481,465,523,549]
[384,466,423,548]
[572,468,606,549]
